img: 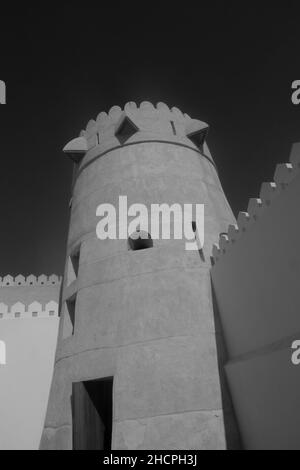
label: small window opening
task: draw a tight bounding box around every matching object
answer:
[128,231,153,251]
[170,121,176,135]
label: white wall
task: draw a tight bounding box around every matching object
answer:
[0,317,58,449]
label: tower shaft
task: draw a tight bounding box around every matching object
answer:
[41,102,236,450]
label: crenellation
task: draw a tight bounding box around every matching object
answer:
[45,300,59,316]
[212,244,221,262]
[274,163,294,188]
[290,143,300,169]
[228,224,240,243]
[86,119,97,133]
[171,106,184,120]
[156,101,170,114]
[219,234,230,254]
[70,102,210,156]
[47,274,61,286]
[79,129,87,138]
[26,274,37,286]
[237,211,251,232]
[259,182,278,206]
[37,275,48,286]
[0,302,8,315]
[15,275,26,286]
[212,146,300,264]
[0,300,59,320]
[108,105,123,121]
[140,101,156,116]
[247,198,263,220]
[11,302,26,316]
[96,111,108,123]
[0,274,62,288]
[2,275,14,287]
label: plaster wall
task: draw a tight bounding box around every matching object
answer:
[0,276,61,449]
[211,144,300,449]
[0,317,59,449]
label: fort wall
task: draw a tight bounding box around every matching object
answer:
[211,143,300,449]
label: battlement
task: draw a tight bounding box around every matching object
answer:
[63,101,210,161]
[0,300,59,319]
[0,274,62,287]
[212,143,300,264]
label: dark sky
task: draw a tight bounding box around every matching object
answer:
[0,3,299,277]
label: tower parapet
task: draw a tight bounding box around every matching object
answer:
[64,102,213,173]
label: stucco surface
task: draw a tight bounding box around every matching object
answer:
[226,345,300,449]
[211,145,300,449]
[0,317,59,449]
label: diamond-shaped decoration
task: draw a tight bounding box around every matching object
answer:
[115,116,139,145]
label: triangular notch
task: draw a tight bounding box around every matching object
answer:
[187,128,208,153]
[63,136,87,163]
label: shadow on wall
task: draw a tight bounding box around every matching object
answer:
[211,279,242,450]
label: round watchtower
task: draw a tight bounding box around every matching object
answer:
[40,101,236,450]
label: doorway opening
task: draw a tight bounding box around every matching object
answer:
[72,377,113,450]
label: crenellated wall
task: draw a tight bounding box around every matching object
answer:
[0,300,59,319]
[211,142,300,449]
[0,275,62,449]
[0,274,61,319]
[212,145,300,265]
[77,101,209,153]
